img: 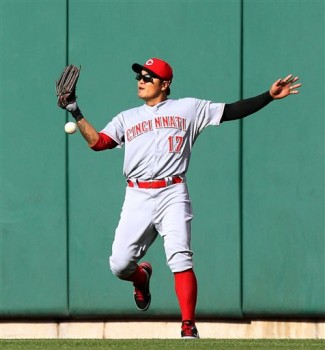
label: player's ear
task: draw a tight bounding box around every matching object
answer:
[161,80,170,91]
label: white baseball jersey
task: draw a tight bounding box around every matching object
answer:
[101,98,225,180]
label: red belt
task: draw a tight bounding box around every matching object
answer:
[127,176,183,189]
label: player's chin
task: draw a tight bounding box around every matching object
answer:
[137,89,146,99]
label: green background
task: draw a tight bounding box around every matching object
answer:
[0,0,324,319]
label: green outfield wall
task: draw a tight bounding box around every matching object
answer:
[0,0,324,319]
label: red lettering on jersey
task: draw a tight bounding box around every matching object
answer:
[126,119,153,141]
[154,117,162,128]
[142,120,152,133]
[127,129,132,142]
[148,120,153,130]
[169,117,176,128]
[127,116,186,142]
[154,116,187,131]
[162,116,169,128]
[135,124,142,135]
[182,118,186,131]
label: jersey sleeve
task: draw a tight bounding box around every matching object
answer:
[100,113,125,146]
[91,132,118,151]
[194,98,225,134]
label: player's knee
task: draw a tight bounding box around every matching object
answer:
[167,251,194,272]
[109,256,135,279]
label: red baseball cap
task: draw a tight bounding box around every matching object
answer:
[132,58,173,81]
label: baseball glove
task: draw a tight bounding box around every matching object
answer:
[56,65,80,109]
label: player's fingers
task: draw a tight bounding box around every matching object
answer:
[280,75,298,87]
[283,74,293,82]
[289,83,302,89]
[275,78,282,86]
[278,77,291,86]
[288,76,299,85]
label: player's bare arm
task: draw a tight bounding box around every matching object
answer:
[76,117,100,147]
[71,112,117,150]
[63,100,101,147]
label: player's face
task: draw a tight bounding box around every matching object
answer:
[136,70,169,106]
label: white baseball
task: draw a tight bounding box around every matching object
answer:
[64,122,77,134]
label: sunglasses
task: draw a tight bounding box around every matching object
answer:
[135,73,156,83]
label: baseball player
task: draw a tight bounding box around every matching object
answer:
[58,58,301,339]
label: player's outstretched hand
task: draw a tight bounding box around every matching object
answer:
[269,74,302,99]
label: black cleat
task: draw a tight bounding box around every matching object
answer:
[181,320,200,339]
[133,262,152,311]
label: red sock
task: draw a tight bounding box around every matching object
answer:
[174,269,197,322]
[124,265,147,287]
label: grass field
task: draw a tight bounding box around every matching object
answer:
[0,339,324,350]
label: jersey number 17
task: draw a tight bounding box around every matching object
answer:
[168,135,183,153]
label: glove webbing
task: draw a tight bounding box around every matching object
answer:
[56,65,80,95]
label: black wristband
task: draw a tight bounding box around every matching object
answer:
[70,107,84,122]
